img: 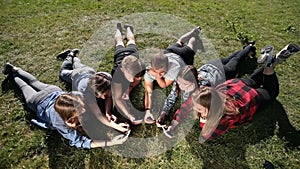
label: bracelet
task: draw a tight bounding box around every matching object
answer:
[145,108,151,111]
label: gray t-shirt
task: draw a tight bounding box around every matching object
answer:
[144,53,186,82]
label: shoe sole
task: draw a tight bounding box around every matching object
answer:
[257,45,274,64]
[275,43,300,61]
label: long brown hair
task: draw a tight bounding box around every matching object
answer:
[54,93,87,136]
[191,87,225,136]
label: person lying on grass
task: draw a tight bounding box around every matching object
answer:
[162,43,299,141]
[111,23,146,125]
[156,42,257,126]
[144,27,202,124]
[57,48,129,133]
[2,63,129,148]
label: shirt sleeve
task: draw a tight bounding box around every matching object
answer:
[51,111,92,149]
[144,70,155,82]
[173,96,193,124]
[164,63,181,81]
[162,82,179,114]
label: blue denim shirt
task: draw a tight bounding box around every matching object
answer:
[34,91,92,149]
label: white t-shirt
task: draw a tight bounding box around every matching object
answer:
[144,53,186,82]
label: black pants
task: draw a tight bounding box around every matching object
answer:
[208,45,252,80]
[241,67,279,106]
[165,43,196,65]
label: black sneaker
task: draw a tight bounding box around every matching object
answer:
[2,63,14,75]
[275,43,300,63]
[56,49,71,60]
[69,48,79,57]
[257,45,274,65]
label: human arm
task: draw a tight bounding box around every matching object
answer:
[144,79,153,112]
[155,74,174,88]
[157,82,179,125]
[122,77,142,100]
[104,95,117,122]
[88,102,129,132]
[90,133,128,148]
[112,82,142,124]
[143,79,156,124]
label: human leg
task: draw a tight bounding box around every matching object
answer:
[13,76,39,112]
[221,44,254,79]
[262,66,279,99]
[176,27,201,45]
[115,23,125,47]
[5,64,61,112]
[124,24,135,46]
[254,66,279,106]
[59,56,75,84]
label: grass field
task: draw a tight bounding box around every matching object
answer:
[0,0,299,168]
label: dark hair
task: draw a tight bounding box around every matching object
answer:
[87,72,111,97]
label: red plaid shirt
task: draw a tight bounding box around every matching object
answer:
[173,78,260,140]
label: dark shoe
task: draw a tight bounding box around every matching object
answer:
[2,63,14,75]
[116,22,123,35]
[124,24,134,34]
[69,48,79,57]
[275,43,299,63]
[56,49,71,60]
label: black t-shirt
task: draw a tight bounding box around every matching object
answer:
[112,65,130,94]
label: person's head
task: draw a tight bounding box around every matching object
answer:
[150,53,169,76]
[121,55,145,82]
[54,93,86,130]
[176,65,198,92]
[191,87,225,136]
[88,72,112,99]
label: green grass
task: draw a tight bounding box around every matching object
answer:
[0,0,299,168]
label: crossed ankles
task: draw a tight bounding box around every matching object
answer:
[56,48,79,60]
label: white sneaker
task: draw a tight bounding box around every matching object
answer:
[257,45,274,65]
[275,43,300,63]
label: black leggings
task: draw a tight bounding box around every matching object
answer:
[208,45,252,79]
[165,43,195,65]
[241,67,279,106]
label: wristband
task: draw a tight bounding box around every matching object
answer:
[145,108,151,111]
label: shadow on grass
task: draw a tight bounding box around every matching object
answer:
[185,99,300,169]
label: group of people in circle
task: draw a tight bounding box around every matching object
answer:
[3,22,299,149]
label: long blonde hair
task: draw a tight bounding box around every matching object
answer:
[191,87,226,137]
[54,93,87,136]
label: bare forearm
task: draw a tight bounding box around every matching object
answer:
[91,139,118,148]
[115,99,132,119]
[156,77,168,88]
[144,90,152,109]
